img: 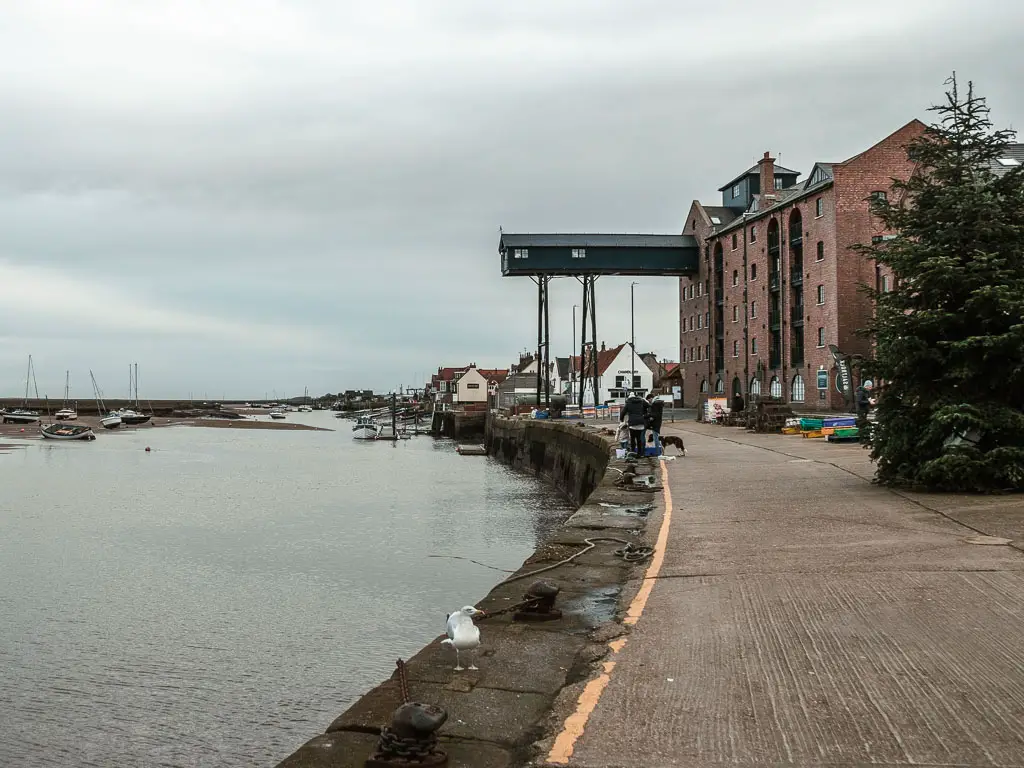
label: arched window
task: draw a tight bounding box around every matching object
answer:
[791,374,806,402]
[749,378,761,396]
[769,376,782,398]
[732,377,742,398]
[715,378,724,394]
[700,379,708,393]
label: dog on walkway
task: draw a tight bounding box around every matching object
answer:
[659,434,686,455]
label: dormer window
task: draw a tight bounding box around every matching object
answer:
[774,177,784,190]
[732,184,741,198]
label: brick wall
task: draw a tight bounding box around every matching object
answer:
[679,202,714,407]
[677,119,925,411]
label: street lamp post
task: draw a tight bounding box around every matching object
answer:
[572,304,579,403]
[630,282,638,393]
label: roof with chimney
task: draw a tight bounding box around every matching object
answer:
[717,160,800,192]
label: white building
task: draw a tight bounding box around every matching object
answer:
[571,343,656,405]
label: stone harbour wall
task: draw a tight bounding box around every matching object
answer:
[276,418,657,768]
[484,416,610,506]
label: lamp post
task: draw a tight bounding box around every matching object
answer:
[571,304,579,403]
[630,282,638,393]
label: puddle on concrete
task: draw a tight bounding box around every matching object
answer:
[563,585,622,630]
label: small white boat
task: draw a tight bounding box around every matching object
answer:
[352,416,379,440]
[297,405,312,412]
[100,412,123,430]
[2,409,41,424]
[41,423,96,441]
[269,409,286,420]
[117,408,152,425]
[56,371,78,420]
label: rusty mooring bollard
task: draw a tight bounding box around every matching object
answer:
[514,580,562,622]
[365,701,449,767]
[366,661,448,766]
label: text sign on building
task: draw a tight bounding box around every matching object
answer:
[816,370,828,390]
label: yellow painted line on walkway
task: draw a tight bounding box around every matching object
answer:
[545,461,675,765]
[624,460,673,626]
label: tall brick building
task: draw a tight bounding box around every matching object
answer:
[678,120,927,410]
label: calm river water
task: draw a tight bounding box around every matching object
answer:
[0,411,572,767]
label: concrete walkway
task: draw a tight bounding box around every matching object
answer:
[547,422,1024,767]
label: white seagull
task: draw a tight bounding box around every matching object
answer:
[441,606,484,671]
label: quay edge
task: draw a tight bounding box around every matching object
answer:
[275,416,661,767]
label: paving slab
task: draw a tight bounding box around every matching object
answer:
[278,731,513,768]
[329,677,550,748]
[559,426,1024,768]
[402,624,585,696]
[572,572,1024,767]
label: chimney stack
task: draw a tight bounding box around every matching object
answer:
[758,151,776,203]
[600,341,606,352]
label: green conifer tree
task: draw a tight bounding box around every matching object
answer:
[857,76,1024,492]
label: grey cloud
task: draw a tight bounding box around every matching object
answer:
[0,0,1022,396]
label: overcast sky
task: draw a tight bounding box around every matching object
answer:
[1,1,1022,398]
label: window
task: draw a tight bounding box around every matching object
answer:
[705,311,710,326]
[697,315,703,330]
[733,340,739,357]
[697,346,702,361]
[731,233,738,249]
[691,219,696,230]
[750,264,757,280]
[769,376,782,398]
[791,374,806,402]
[689,316,694,331]
[750,378,761,396]
[817,327,825,347]
[881,275,891,292]
[732,184,741,198]
[466,382,480,389]
[750,226,757,243]
[816,241,824,261]
[750,301,757,318]
[869,191,888,203]
[816,285,825,304]
[697,282,702,297]
[997,157,1022,167]
[715,378,724,394]
[704,280,708,293]
[815,198,823,217]
[514,248,529,259]
[571,247,586,259]
[705,344,710,359]
[632,375,641,389]
[690,284,695,299]
[732,306,738,322]
[732,270,738,286]
[751,338,758,355]
[700,379,708,393]
[711,216,722,225]
[774,176,784,190]
[682,349,687,362]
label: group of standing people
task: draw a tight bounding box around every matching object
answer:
[618,392,665,456]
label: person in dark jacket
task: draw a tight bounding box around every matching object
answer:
[619,392,649,456]
[645,393,665,451]
[731,392,745,413]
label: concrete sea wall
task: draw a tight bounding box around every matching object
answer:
[277,418,655,768]
[484,416,610,506]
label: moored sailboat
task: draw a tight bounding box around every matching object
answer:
[55,371,78,420]
[2,356,41,424]
[90,370,122,429]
